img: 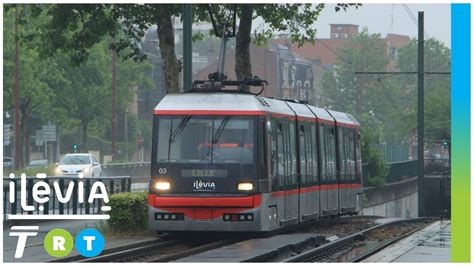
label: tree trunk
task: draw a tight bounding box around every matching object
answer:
[235,5,254,80]
[157,7,180,94]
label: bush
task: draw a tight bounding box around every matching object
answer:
[8,165,56,177]
[107,192,148,233]
[361,126,389,187]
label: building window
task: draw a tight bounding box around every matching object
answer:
[341,33,348,39]
[389,47,399,58]
[336,26,342,30]
[331,33,339,39]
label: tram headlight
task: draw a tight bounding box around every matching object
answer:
[155,181,171,191]
[237,182,253,191]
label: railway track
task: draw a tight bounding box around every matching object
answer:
[55,233,246,262]
[282,218,431,262]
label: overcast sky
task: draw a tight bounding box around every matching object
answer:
[313,4,451,47]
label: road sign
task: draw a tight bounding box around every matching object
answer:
[42,125,57,141]
[35,130,44,146]
[3,124,11,146]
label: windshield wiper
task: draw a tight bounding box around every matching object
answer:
[212,116,231,144]
[169,115,191,144]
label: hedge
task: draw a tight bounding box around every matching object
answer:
[107,192,148,233]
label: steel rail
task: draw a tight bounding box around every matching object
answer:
[283,218,430,262]
[51,235,171,262]
[151,238,242,262]
[349,223,428,262]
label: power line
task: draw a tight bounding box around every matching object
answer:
[402,4,430,39]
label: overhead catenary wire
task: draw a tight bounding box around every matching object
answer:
[402,4,430,39]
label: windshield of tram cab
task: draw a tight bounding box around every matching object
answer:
[156,116,256,164]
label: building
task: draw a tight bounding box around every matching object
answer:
[194,41,315,103]
[272,24,411,104]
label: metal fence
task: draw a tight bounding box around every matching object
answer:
[372,143,410,163]
[102,162,150,179]
[3,176,132,220]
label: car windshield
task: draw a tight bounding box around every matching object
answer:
[60,155,91,165]
[156,116,255,164]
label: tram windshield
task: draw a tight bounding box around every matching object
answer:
[156,116,256,164]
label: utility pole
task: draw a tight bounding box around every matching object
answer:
[183,4,192,91]
[112,37,117,160]
[354,11,446,218]
[14,5,21,170]
[417,11,425,217]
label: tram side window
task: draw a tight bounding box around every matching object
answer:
[319,124,327,181]
[276,122,285,188]
[289,121,297,186]
[328,127,337,181]
[310,124,319,183]
[269,121,278,178]
[355,131,362,181]
[348,128,356,181]
[299,125,307,184]
[338,127,345,181]
[304,125,313,184]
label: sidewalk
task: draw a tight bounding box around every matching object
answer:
[363,220,450,262]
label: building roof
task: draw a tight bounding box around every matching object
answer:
[385,33,412,48]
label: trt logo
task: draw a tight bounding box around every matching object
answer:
[9,226,105,259]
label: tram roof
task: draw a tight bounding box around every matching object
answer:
[154,93,359,127]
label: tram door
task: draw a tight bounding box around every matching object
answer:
[283,122,298,221]
[298,123,320,220]
[273,119,298,224]
[319,124,338,215]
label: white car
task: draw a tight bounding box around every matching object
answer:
[55,153,102,177]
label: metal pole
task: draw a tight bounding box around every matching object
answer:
[417,11,425,217]
[183,4,192,91]
[217,24,227,74]
[124,111,128,161]
[14,5,21,170]
[112,38,117,160]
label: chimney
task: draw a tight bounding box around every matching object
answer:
[330,24,359,39]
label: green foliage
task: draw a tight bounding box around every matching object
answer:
[396,38,451,142]
[252,4,361,47]
[322,27,451,163]
[9,165,56,177]
[4,5,153,162]
[361,126,389,187]
[107,192,148,233]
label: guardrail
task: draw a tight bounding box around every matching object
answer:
[363,158,451,185]
[3,176,132,220]
[102,162,150,179]
[363,160,418,185]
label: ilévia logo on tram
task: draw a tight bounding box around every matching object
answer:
[6,172,110,259]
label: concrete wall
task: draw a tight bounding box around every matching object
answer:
[362,177,418,218]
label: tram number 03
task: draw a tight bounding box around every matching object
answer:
[158,168,167,175]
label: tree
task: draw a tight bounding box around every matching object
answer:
[396,39,451,143]
[322,28,391,121]
[4,5,153,161]
[3,6,60,166]
[34,4,361,92]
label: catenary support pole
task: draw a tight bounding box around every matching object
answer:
[183,4,192,91]
[14,5,21,170]
[417,11,425,217]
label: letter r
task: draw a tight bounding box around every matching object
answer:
[53,236,66,251]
